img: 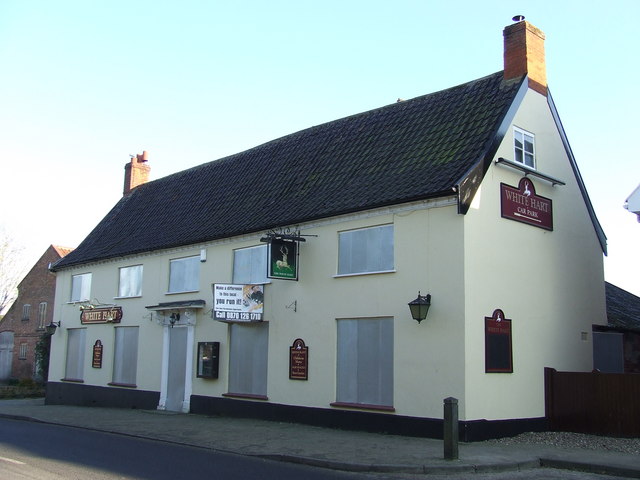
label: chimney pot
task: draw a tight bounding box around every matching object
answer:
[124,150,151,195]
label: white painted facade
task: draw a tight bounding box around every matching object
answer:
[48,86,606,424]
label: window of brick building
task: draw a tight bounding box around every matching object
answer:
[38,302,47,329]
[18,343,27,360]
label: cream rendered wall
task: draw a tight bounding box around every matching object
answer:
[462,89,607,421]
[192,203,467,419]
[50,198,467,419]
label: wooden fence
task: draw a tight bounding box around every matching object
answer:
[544,367,640,437]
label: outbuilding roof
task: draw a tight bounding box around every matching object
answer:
[53,72,527,270]
[604,282,640,333]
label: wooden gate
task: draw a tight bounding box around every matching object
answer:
[544,367,640,437]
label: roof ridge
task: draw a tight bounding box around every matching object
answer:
[147,71,509,187]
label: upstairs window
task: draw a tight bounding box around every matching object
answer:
[71,273,92,302]
[338,224,394,275]
[38,302,47,329]
[233,245,268,284]
[514,127,535,168]
[168,256,200,293]
[118,265,143,297]
[22,304,31,321]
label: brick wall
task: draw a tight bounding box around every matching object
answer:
[0,246,62,381]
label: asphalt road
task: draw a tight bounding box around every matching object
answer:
[0,418,632,480]
[0,418,364,480]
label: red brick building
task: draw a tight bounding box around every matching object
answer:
[0,245,72,381]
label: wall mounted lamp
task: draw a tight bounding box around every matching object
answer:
[46,321,62,335]
[408,292,431,324]
[169,312,180,327]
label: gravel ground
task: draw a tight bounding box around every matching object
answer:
[486,431,640,455]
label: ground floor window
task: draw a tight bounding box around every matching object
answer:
[18,343,27,360]
[335,317,394,408]
[227,322,268,398]
[65,328,86,381]
[112,326,139,386]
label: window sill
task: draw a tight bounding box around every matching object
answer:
[330,402,395,413]
[108,382,137,388]
[165,290,199,295]
[333,269,396,279]
[61,378,84,383]
[223,392,268,401]
[113,295,142,300]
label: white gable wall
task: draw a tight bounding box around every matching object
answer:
[462,88,607,421]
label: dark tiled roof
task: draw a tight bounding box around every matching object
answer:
[605,282,640,332]
[54,72,523,270]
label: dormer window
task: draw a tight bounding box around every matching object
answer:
[514,127,535,168]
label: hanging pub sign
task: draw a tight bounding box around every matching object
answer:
[268,239,298,280]
[80,306,123,324]
[485,309,513,373]
[289,338,309,380]
[213,284,264,322]
[500,178,553,231]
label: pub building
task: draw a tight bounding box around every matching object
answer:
[47,19,606,441]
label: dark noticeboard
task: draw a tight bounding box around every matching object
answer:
[500,178,553,231]
[197,342,220,379]
[289,338,308,380]
[268,239,298,280]
[92,340,103,368]
[485,309,513,373]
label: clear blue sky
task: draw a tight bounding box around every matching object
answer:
[1,0,638,295]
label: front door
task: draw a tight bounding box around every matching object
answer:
[165,326,188,412]
[0,332,14,380]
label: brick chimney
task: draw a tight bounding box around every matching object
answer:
[123,150,150,195]
[503,18,547,96]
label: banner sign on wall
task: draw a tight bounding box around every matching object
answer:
[500,178,553,231]
[213,284,264,322]
[268,239,298,280]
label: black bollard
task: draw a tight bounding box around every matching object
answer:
[443,397,459,460]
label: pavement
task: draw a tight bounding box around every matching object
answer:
[0,397,638,478]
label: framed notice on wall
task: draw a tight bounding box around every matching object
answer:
[289,338,309,380]
[485,309,513,373]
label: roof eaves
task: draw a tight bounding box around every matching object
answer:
[455,76,528,214]
[547,90,607,254]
